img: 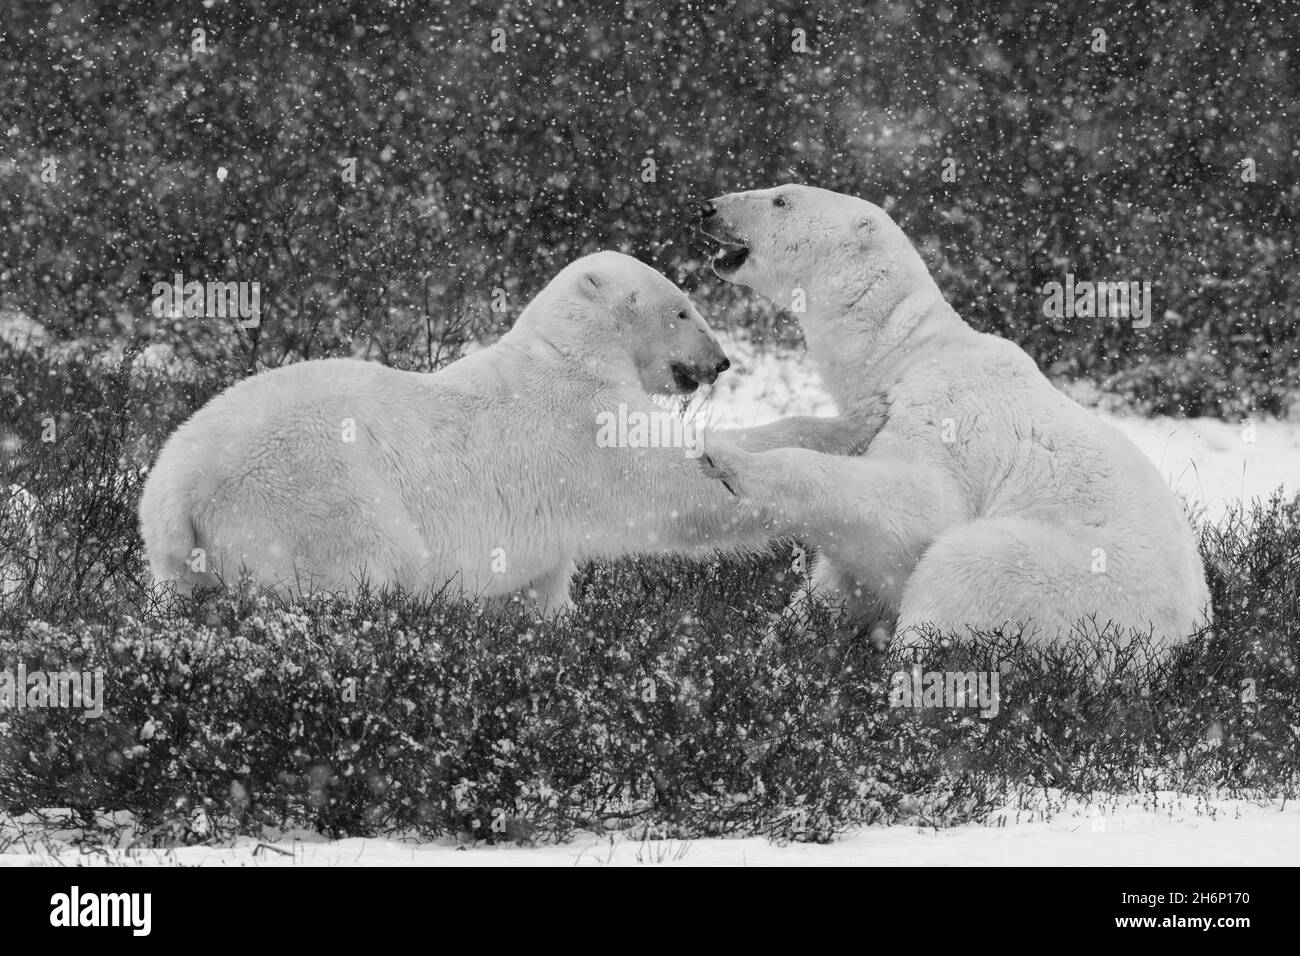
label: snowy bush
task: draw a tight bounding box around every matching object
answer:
[1,494,1295,845]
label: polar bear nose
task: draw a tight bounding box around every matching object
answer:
[699,201,717,222]
[693,356,729,386]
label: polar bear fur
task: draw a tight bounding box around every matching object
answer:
[139,251,868,608]
[700,184,1211,649]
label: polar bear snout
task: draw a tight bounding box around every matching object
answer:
[661,302,730,393]
[670,355,729,392]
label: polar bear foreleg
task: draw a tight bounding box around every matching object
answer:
[700,441,967,612]
[777,549,897,649]
[727,408,884,456]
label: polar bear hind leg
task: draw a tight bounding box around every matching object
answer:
[138,470,221,596]
[197,488,434,599]
[895,515,1168,651]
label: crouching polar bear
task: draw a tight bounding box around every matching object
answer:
[699,184,1211,649]
[140,251,869,608]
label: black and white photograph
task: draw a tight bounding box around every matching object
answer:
[0,0,1294,906]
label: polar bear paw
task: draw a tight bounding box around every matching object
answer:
[699,432,754,498]
[698,448,740,497]
[700,437,774,525]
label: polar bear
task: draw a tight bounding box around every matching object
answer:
[699,184,1211,650]
[139,251,869,608]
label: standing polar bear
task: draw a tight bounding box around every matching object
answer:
[700,184,1210,649]
[140,251,866,608]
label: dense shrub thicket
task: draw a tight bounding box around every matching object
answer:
[1,471,1296,843]
[1,0,1297,414]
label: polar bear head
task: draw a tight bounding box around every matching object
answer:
[701,184,931,316]
[522,251,730,395]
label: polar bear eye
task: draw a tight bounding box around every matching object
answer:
[677,310,687,319]
[773,195,787,208]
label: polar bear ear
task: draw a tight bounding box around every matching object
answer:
[855,217,879,246]
[578,271,605,300]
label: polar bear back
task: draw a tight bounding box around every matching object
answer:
[141,353,601,596]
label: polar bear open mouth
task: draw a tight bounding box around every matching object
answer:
[712,243,749,274]
[670,361,703,392]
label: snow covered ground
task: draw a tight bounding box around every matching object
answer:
[2,794,1293,866]
[700,337,1298,524]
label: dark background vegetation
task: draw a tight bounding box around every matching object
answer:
[0,1,1297,845]
[2,0,1297,413]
